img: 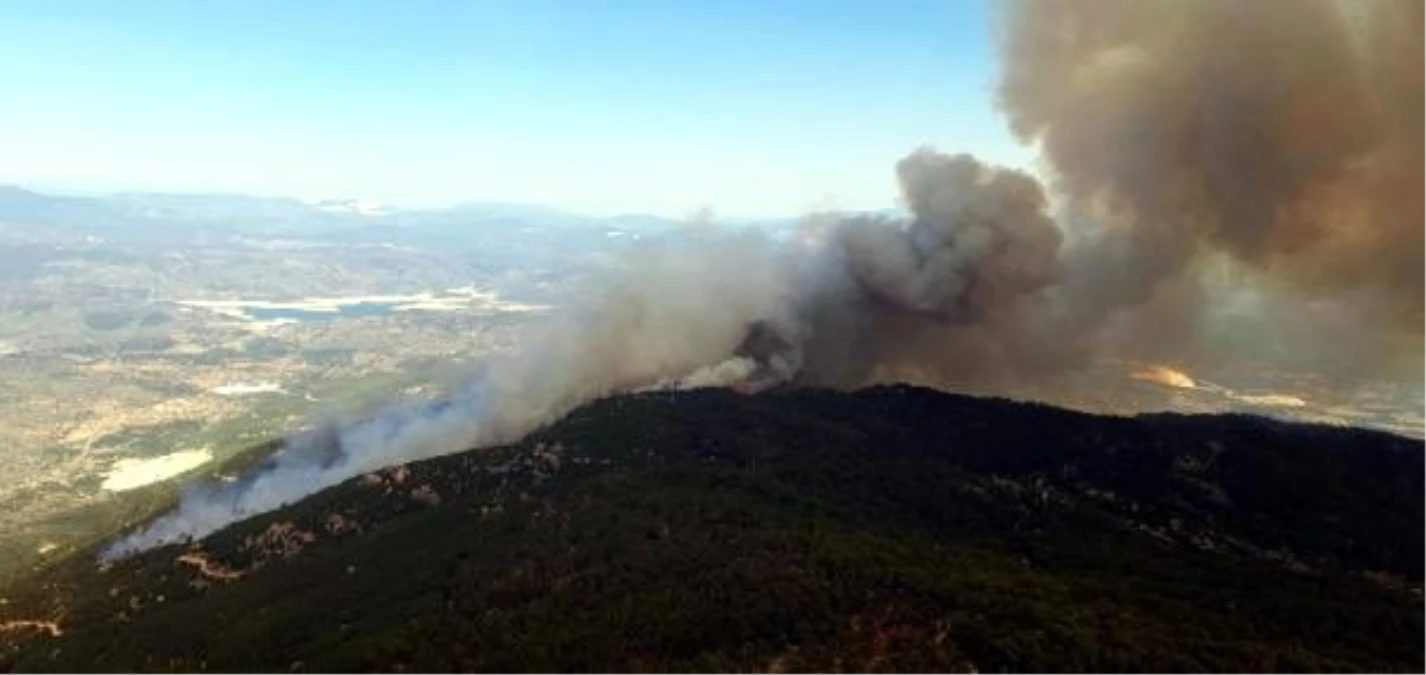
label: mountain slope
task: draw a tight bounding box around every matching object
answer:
[2,385,1421,672]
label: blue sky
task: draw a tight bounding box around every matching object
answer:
[0,0,1033,217]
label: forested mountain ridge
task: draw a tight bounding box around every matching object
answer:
[3,385,1421,672]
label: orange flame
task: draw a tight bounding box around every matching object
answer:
[0,620,62,637]
[1130,364,1198,389]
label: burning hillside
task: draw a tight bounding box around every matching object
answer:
[104,0,1421,558]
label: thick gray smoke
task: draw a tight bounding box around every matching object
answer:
[102,0,1422,558]
[104,152,1070,557]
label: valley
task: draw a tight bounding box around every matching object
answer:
[0,190,632,581]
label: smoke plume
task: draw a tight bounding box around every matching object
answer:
[103,0,1421,558]
[997,0,1423,341]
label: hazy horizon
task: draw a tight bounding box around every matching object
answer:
[0,180,903,223]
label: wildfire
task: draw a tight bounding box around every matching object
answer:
[0,620,62,637]
[176,550,246,582]
[1230,393,1308,408]
[1130,364,1198,390]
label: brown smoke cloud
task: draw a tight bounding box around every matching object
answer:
[996,0,1423,340]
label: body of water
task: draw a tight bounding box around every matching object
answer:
[246,302,398,322]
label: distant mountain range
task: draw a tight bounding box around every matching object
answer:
[0,185,811,240]
[0,185,823,280]
[2,386,1419,672]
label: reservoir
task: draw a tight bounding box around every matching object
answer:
[245,301,398,322]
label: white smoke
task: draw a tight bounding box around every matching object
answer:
[103,226,812,558]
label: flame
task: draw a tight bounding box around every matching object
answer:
[176,551,247,582]
[1130,364,1198,389]
[0,620,62,637]
[1230,393,1308,408]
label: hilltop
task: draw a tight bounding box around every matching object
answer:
[2,385,1421,672]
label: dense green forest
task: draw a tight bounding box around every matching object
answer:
[2,385,1421,672]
